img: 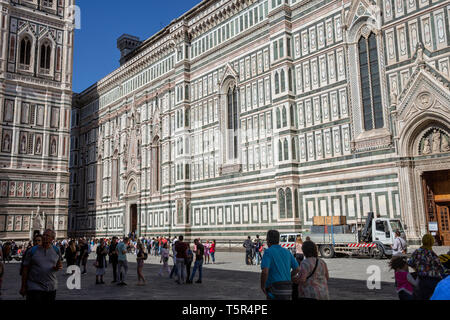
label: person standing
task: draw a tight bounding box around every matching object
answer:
[243,236,254,265]
[136,241,146,285]
[407,234,445,300]
[117,237,130,286]
[189,238,204,284]
[0,241,3,296]
[260,230,299,300]
[78,238,89,274]
[185,242,194,283]
[174,235,188,284]
[392,230,407,256]
[64,240,78,274]
[159,242,171,277]
[294,240,330,300]
[108,237,119,283]
[95,239,108,285]
[254,235,262,266]
[210,240,216,264]
[204,240,211,264]
[169,236,178,279]
[20,229,63,302]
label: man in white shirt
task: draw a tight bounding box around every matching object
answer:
[392,230,407,256]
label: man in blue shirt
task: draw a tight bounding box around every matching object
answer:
[116,237,129,286]
[261,230,299,300]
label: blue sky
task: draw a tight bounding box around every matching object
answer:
[73,0,201,93]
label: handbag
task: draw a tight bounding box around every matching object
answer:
[267,281,293,300]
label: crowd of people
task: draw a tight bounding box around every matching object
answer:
[1,228,449,301]
[0,230,218,301]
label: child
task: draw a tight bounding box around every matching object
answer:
[389,256,418,300]
[158,242,171,276]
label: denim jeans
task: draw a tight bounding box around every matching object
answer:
[176,258,186,282]
[210,252,215,263]
[190,259,203,281]
[169,258,178,278]
[118,260,128,283]
[254,250,261,265]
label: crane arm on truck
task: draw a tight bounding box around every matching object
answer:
[360,212,374,243]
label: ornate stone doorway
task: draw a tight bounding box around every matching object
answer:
[422,170,450,245]
[130,203,138,236]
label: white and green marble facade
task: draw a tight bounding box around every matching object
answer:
[70,0,450,245]
[0,0,74,240]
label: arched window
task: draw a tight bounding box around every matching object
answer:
[286,188,293,218]
[19,37,31,65]
[279,189,286,219]
[291,137,296,160]
[152,136,160,192]
[227,85,239,160]
[275,72,280,94]
[40,41,51,70]
[282,106,287,127]
[280,69,286,92]
[290,104,295,127]
[288,68,293,91]
[359,33,383,131]
[276,107,281,129]
[273,41,278,60]
[278,140,283,161]
[283,138,289,160]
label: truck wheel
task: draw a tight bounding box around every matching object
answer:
[371,246,384,259]
[320,245,335,259]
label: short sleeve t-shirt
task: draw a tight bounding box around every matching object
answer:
[117,242,127,261]
[175,241,188,259]
[260,245,299,289]
[22,246,60,292]
[195,243,204,261]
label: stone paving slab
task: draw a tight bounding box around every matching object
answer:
[0,251,398,300]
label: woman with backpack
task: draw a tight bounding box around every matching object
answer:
[136,241,146,285]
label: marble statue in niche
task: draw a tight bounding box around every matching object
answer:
[35,137,41,154]
[2,134,11,152]
[50,138,57,155]
[422,138,431,154]
[421,129,450,154]
[431,130,441,153]
[441,134,449,152]
[21,135,27,153]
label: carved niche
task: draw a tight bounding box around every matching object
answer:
[419,127,450,155]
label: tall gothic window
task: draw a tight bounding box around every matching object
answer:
[153,136,160,192]
[278,189,286,219]
[286,188,293,218]
[275,72,280,94]
[227,86,239,160]
[19,37,31,65]
[280,70,286,92]
[359,33,383,131]
[40,41,51,70]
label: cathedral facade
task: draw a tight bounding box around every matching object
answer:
[71,0,450,246]
[0,0,74,240]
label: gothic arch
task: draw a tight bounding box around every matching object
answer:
[126,178,138,195]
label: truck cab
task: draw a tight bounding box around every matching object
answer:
[364,217,406,257]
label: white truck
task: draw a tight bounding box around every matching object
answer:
[304,212,406,259]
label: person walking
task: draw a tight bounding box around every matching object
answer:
[136,241,146,285]
[95,239,108,285]
[254,235,262,265]
[210,240,216,264]
[292,235,304,300]
[389,256,418,300]
[189,238,204,284]
[260,230,300,300]
[294,240,329,300]
[64,240,78,274]
[407,234,445,300]
[20,229,63,302]
[159,242,171,276]
[174,235,188,284]
[117,237,130,286]
[243,236,254,265]
[108,237,119,283]
[392,230,407,256]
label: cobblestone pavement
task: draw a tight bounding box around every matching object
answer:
[0,250,406,300]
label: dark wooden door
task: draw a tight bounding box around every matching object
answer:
[436,205,450,246]
[130,204,137,234]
